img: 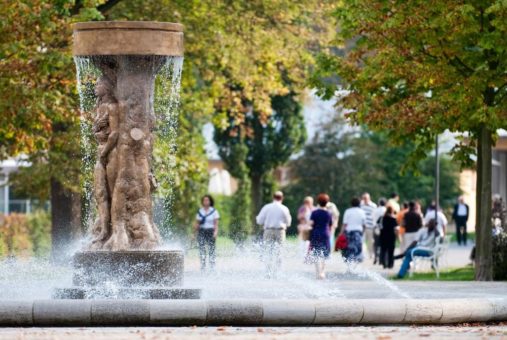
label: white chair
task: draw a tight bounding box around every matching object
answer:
[409,236,448,278]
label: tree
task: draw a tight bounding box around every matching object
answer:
[226,142,252,245]
[0,0,111,260]
[312,0,507,280]
[214,91,306,235]
[109,0,335,234]
[2,0,335,252]
[1,0,208,256]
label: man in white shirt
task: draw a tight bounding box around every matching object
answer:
[341,197,366,262]
[256,191,292,278]
[360,192,377,259]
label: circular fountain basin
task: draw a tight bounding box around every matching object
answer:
[0,298,506,326]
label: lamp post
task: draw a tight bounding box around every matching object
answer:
[425,90,440,225]
[435,134,440,224]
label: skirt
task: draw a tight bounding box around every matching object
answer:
[343,230,363,262]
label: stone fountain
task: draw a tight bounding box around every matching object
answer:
[54,21,200,299]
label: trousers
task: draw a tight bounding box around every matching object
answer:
[263,228,286,278]
[398,248,432,278]
[455,217,468,245]
[198,228,216,270]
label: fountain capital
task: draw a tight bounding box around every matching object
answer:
[73,21,184,57]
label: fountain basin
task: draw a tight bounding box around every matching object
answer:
[72,250,184,287]
[0,298,505,326]
[68,20,195,300]
[53,287,201,300]
[53,250,201,300]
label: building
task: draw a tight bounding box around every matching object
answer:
[0,157,31,214]
[207,159,237,196]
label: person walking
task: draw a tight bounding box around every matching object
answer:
[256,191,292,278]
[387,193,401,214]
[326,200,340,250]
[297,196,314,258]
[452,196,469,246]
[194,195,219,273]
[341,197,366,263]
[360,192,377,260]
[308,193,333,280]
[380,206,397,269]
[401,201,423,252]
[372,198,387,264]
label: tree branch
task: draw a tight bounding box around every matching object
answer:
[436,38,474,77]
[97,0,123,14]
[70,0,83,16]
[70,0,122,16]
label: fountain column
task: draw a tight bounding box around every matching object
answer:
[54,21,199,299]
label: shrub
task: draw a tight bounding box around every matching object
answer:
[228,177,252,246]
[213,194,233,237]
[0,211,51,258]
[27,210,51,258]
[0,213,33,257]
[492,231,507,281]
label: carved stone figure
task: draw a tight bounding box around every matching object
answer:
[88,56,163,251]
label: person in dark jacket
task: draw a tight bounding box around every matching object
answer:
[401,201,423,252]
[452,196,469,246]
[380,206,397,269]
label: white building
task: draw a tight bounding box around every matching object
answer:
[0,157,31,214]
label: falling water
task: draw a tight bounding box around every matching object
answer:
[73,56,183,238]
[152,57,183,238]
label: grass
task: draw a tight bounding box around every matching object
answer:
[448,231,476,244]
[393,266,475,281]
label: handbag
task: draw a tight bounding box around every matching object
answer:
[298,224,311,241]
[335,233,348,251]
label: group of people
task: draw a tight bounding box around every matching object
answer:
[192,189,469,280]
[370,194,451,278]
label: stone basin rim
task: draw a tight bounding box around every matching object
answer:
[73,21,184,32]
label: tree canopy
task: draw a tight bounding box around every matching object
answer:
[312,0,507,280]
[214,91,307,233]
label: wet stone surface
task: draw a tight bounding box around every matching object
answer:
[53,287,201,300]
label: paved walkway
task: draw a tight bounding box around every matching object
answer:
[1,325,506,339]
[179,240,506,300]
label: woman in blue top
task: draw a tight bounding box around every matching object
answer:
[309,193,333,280]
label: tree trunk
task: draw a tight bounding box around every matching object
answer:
[475,124,493,281]
[250,173,263,238]
[51,178,82,263]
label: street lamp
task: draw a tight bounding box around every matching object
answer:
[425,90,440,224]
